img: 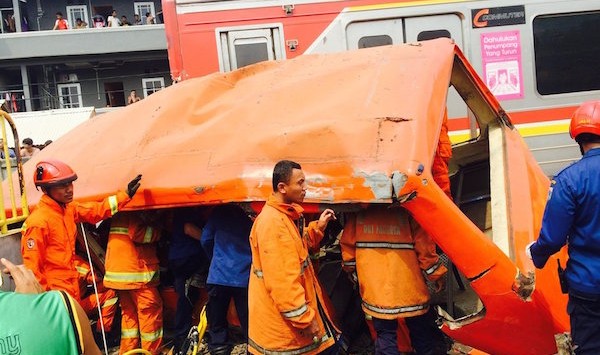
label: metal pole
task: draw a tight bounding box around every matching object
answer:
[20,65,32,112]
[11,0,21,32]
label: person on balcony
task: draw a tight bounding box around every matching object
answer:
[20,138,40,158]
[52,12,69,30]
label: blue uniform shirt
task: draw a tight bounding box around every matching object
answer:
[201,204,252,287]
[531,147,600,295]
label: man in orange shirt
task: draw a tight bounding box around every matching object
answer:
[341,205,448,354]
[248,160,339,355]
[104,211,164,354]
[52,12,69,30]
[21,159,141,301]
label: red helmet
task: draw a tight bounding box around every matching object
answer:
[34,160,78,188]
[569,100,600,140]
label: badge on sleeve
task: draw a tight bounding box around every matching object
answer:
[547,179,556,201]
[26,238,35,249]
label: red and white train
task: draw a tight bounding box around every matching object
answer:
[161,0,600,175]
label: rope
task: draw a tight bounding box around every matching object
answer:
[80,224,109,355]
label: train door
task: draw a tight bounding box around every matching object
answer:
[217,26,285,72]
[346,14,469,127]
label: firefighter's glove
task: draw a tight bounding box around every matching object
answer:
[525,242,534,260]
[127,174,142,198]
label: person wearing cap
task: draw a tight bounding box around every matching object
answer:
[527,100,600,353]
[20,137,40,158]
[21,159,141,305]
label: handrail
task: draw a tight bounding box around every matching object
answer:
[0,109,29,235]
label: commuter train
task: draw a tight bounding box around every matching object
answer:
[161,0,600,176]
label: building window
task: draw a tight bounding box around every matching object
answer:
[142,78,164,98]
[66,5,88,28]
[533,11,600,95]
[134,2,156,23]
[57,83,82,108]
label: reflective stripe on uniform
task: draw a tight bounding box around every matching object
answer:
[300,259,310,274]
[143,227,153,243]
[253,269,263,278]
[121,327,139,339]
[424,260,443,275]
[104,270,158,284]
[102,297,118,308]
[362,300,427,315]
[342,260,356,267]
[75,265,89,275]
[248,334,329,355]
[108,195,118,215]
[109,227,129,235]
[355,241,414,250]
[140,327,163,342]
[282,303,308,318]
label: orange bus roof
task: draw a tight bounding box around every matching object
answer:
[17,38,455,210]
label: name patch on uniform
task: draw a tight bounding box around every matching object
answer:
[26,238,35,249]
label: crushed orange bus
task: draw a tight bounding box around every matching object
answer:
[3,39,569,353]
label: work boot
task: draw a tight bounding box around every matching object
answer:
[210,344,231,355]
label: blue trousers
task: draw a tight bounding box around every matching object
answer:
[372,307,446,355]
[170,255,204,340]
[206,284,249,351]
[568,293,600,354]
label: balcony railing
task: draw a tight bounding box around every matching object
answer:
[0,24,167,62]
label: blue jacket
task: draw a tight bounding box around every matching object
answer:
[168,208,205,261]
[531,148,600,295]
[201,204,252,287]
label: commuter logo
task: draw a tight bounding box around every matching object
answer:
[0,334,21,355]
[472,6,525,28]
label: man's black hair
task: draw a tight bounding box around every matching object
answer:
[575,133,600,145]
[272,160,301,192]
[56,12,63,16]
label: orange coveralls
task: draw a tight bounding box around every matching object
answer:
[73,255,119,333]
[21,191,130,300]
[340,205,447,319]
[433,110,452,198]
[103,212,163,355]
[248,195,339,355]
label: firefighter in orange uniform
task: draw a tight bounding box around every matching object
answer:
[433,109,452,199]
[248,160,339,355]
[103,211,164,354]
[21,160,141,301]
[341,205,448,354]
[73,255,119,333]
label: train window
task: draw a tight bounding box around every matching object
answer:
[533,11,600,95]
[417,29,451,41]
[234,41,269,68]
[358,35,393,48]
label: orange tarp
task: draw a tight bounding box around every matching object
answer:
[15,39,453,210]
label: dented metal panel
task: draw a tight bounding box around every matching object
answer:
[12,39,454,209]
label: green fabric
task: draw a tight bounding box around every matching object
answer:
[0,291,80,354]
